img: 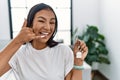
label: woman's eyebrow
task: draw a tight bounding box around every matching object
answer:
[49,17,56,21]
[37,16,55,20]
[37,16,46,20]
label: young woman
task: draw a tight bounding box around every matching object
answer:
[0,3,88,80]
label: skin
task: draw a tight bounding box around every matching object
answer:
[31,9,56,49]
[0,9,88,80]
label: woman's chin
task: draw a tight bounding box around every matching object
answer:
[35,37,48,43]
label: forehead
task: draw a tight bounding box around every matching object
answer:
[34,9,55,19]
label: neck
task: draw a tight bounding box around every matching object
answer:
[31,40,47,50]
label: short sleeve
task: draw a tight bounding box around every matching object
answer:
[64,45,74,76]
[8,45,24,71]
[9,51,18,71]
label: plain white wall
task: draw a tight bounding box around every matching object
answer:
[72,0,100,35]
[98,0,120,79]
[0,0,10,39]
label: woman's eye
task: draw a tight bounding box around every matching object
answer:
[38,20,44,23]
[50,22,55,24]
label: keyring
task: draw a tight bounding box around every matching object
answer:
[76,51,82,58]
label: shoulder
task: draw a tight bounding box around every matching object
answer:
[14,43,29,56]
[17,44,27,52]
[56,43,70,48]
[54,43,72,50]
[52,43,73,56]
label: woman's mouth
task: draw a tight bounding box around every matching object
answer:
[40,32,49,38]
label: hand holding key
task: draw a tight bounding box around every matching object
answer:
[73,39,88,65]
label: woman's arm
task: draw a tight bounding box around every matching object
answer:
[0,20,35,76]
[65,39,88,80]
[0,38,23,76]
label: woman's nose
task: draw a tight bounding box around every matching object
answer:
[44,23,50,30]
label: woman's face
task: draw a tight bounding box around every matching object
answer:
[32,9,56,43]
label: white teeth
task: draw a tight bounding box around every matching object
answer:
[40,32,49,38]
[41,32,49,35]
[40,35,45,38]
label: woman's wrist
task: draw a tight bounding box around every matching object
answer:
[74,58,84,66]
[73,65,84,70]
[74,58,84,70]
[13,36,25,45]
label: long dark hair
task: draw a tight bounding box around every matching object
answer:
[26,3,58,47]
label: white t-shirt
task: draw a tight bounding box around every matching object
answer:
[9,43,74,80]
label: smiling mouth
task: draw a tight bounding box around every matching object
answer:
[40,32,49,38]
